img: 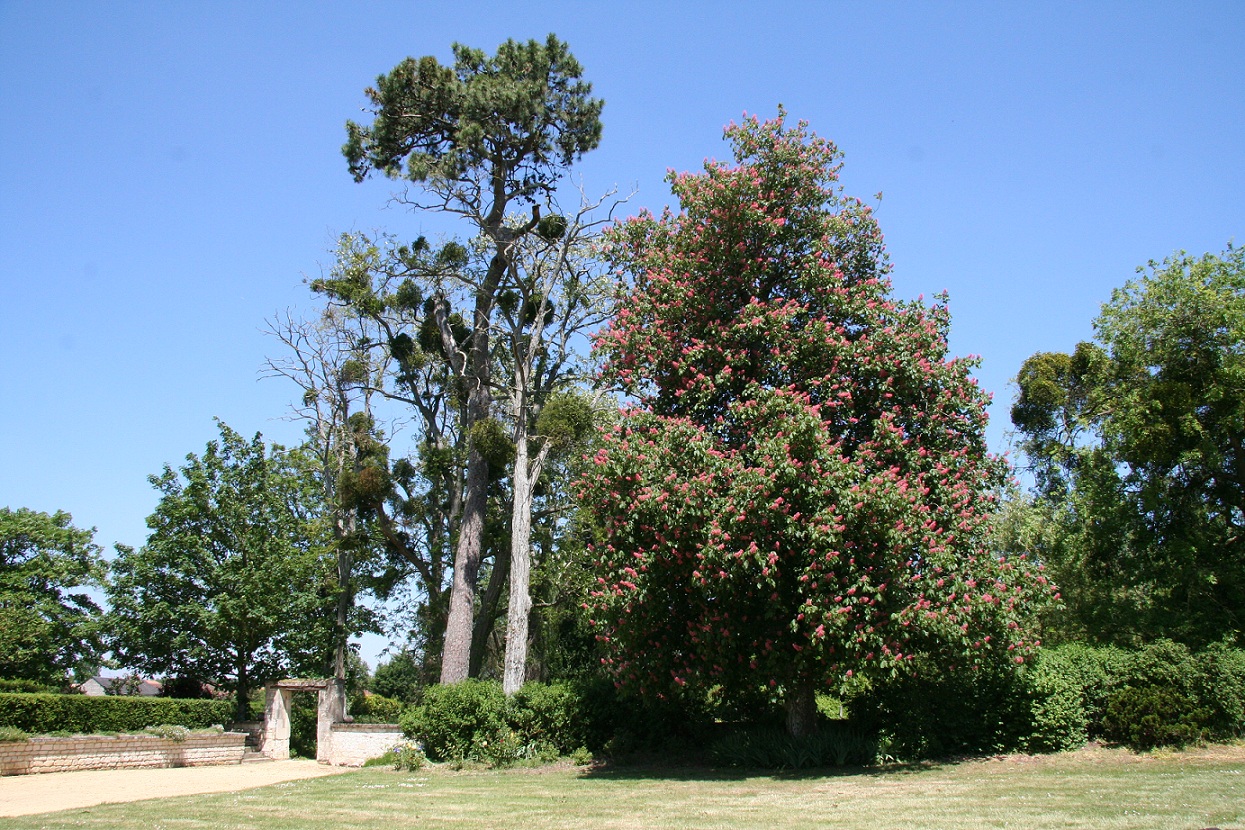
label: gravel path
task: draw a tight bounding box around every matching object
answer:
[0,760,354,817]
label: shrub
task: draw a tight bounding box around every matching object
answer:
[0,726,29,742]
[1023,655,1089,753]
[400,680,508,762]
[509,682,582,755]
[1026,640,1245,752]
[143,724,191,742]
[848,665,1027,761]
[1196,641,1245,740]
[1102,686,1208,750]
[350,692,405,724]
[390,739,426,770]
[0,693,234,734]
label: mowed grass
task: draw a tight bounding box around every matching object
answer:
[1,743,1241,830]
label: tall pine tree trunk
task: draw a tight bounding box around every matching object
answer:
[439,264,500,684]
[440,445,488,683]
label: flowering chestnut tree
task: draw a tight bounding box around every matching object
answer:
[578,111,1054,736]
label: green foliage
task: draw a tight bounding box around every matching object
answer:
[349,692,404,724]
[343,34,603,197]
[106,421,336,720]
[535,391,595,448]
[158,676,214,699]
[0,692,234,734]
[390,739,426,770]
[536,213,568,241]
[709,723,876,769]
[508,681,584,754]
[289,693,318,758]
[469,417,516,470]
[0,507,107,685]
[0,678,62,694]
[1196,640,1245,739]
[370,650,425,703]
[398,679,680,766]
[1012,245,1245,646]
[143,723,191,742]
[0,726,29,742]
[400,679,507,762]
[849,665,1029,760]
[1101,686,1207,750]
[1022,652,1091,753]
[1011,641,1245,754]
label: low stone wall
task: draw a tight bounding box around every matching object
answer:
[326,723,403,767]
[0,732,247,776]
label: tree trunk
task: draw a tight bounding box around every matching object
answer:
[440,446,488,683]
[785,678,818,739]
[503,429,549,695]
[332,514,355,683]
[235,659,251,722]
[469,544,511,677]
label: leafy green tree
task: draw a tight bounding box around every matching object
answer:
[581,111,1053,737]
[107,422,335,719]
[1012,245,1245,646]
[341,35,604,683]
[371,649,424,703]
[0,507,107,684]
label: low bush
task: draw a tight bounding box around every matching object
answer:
[0,726,29,742]
[847,665,1027,761]
[0,692,234,735]
[1101,685,1208,749]
[350,692,405,724]
[1021,640,1245,753]
[399,678,703,766]
[400,679,508,762]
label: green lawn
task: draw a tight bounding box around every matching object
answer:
[2,744,1241,830]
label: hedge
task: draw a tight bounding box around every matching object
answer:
[848,640,1245,759]
[0,693,235,735]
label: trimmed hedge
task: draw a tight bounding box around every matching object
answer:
[846,640,1245,758]
[0,693,234,735]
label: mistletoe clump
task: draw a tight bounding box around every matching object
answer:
[578,110,1054,735]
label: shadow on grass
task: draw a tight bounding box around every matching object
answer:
[577,756,952,783]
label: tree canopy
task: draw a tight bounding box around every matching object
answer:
[579,111,1053,736]
[107,422,336,719]
[0,507,107,685]
[1012,245,1245,645]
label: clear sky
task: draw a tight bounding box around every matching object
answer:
[2,1,1242,667]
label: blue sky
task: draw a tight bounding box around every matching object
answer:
[2,2,1242,666]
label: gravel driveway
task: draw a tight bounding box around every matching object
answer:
[0,760,353,817]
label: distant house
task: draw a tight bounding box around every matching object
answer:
[76,676,163,697]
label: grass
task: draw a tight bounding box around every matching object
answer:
[1,743,1241,829]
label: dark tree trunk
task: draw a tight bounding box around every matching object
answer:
[235,660,251,722]
[469,545,511,677]
[785,678,818,739]
[440,445,489,683]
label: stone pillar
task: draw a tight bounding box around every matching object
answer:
[261,685,293,760]
[316,678,347,764]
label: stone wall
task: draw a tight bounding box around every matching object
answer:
[326,723,403,767]
[0,732,247,776]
